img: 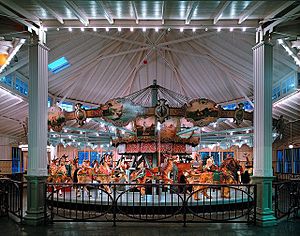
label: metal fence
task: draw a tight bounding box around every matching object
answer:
[46,183,256,225]
[0,178,23,223]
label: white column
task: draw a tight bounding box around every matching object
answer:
[253,41,273,177]
[252,40,277,226]
[27,33,49,176]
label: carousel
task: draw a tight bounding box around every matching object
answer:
[47,80,255,203]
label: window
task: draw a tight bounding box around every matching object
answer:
[15,77,28,96]
[272,86,280,100]
[243,101,253,111]
[0,75,13,87]
[48,57,70,74]
[293,148,300,174]
[58,101,73,112]
[200,152,209,165]
[284,149,292,173]
[223,104,236,110]
[211,152,221,166]
[223,152,234,160]
[78,151,89,165]
[12,147,21,173]
[48,97,52,108]
[286,77,295,93]
[276,150,283,173]
[90,152,100,166]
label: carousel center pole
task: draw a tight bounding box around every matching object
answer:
[151,80,159,167]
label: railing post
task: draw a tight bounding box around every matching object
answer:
[254,184,257,225]
[274,183,278,219]
[20,182,23,224]
[183,184,187,227]
[113,184,117,226]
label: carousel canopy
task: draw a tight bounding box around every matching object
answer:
[0,1,300,142]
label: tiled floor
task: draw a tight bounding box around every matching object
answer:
[0,218,299,236]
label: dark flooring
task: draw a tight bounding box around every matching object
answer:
[0,218,300,236]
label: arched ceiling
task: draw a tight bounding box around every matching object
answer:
[0,1,300,139]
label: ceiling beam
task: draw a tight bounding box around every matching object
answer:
[263,4,300,34]
[97,1,114,24]
[131,1,139,24]
[161,1,166,24]
[263,1,295,23]
[185,1,199,24]
[34,0,64,24]
[238,1,266,24]
[41,19,259,30]
[212,1,231,24]
[0,59,28,79]
[0,4,38,32]
[65,0,89,26]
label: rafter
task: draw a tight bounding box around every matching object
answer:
[97,1,114,24]
[0,59,28,79]
[238,1,266,24]
[263,1,295,23]
[263,4,300,34]
[212,1,231,24]
[131,1,139,24]
[161,1,166,24]
[65,0,89,26]
[185,1,199,24]
[34,0,64,24]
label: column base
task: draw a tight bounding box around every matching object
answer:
[251,176,277,227]
[24,175,47,225]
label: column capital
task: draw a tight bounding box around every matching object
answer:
[29,31,49,51]
[252,40,273,51]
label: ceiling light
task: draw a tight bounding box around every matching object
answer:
[68,27,72,32]
[80,27,84,32]
[246,129,249,134]
[239,136,241,140]
[155,27,159,32]
[289,144,294,149]
[118,27,122,32]
[56,28,60,31]
[105,27,109,32]
[205,28,208,31]
[230,132,233,136]
[242,27,246,32]
[86,118,91,123]
[130,27,134,32]
[180,28,184,32]
[192,28,196,32]
[217,28,221,32]
[213,123,217,128]
[277,39,284,44]
[142,27,146,32]
[93,27,97,32]
[230,28,234,32]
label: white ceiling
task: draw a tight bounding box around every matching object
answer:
[0,1,299,139]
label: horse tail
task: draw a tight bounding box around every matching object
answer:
[73,168,79,183]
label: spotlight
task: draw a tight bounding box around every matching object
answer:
[167,28,171,32]
[142,27,146,32]
[105,27,109,32]
[118,27,122,32]
[130,27,134,32]
[81,27,84,32]
[56,28,60,31]
[68,27,72,32]
[205,28,208,31]
[93,27,97,32]
[246,129,249,134]
[242,27,246,32]
[180,28,184,32]
[217,28,221,32]
[192,28,196,32]
[230,27,234,32]
[213,123,217,128]
[230,132,233,136]
[289,144,294,149]
[155,27,159,32]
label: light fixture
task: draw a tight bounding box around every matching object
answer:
[180,28,184,32]
[68,135,72,139]
[217,28,221,32]
[230,132,233,136]
[93,27,97,32]
[230,28,233,32]
[80,131,83,134]
[192,28,196,32]
[105,27,110,32]
[213,123,217,128]
[239,136,241,140]
[142,27,146,32]
[155,27,159,32]
[289,144,294,149]
[56,28,60,31]
[242,27,246,32]
[68,27,72,32]
[96,133,100,137]
[72,139,75,142]
[205,28,208,31]
[80,27,84,32]
[118,27,122,32]
[130,27,134,32]
[246,129,249,134]
[86,118,91,123]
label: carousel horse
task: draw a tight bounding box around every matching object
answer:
[47,158,58,182]
[93,160,112,193]
[184,157,242,200]
[159,154,177,184]
[130,168,153,196]
[54,158,72,196]
[75,160,93,197]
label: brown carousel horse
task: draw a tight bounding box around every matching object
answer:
[75,160,93,197]
[184,157,242,200]
[159,154,177,184]
[130,168,154,196]
[93,160,113,193]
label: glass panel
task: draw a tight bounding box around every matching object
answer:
[293,148,300,174]
[284,149,292,173]
[200,152,209,165]
[48,57,70,74]
[211,152,221,166]
[78,151,89,165]
[276,150,283,172]
[90,152,100,167]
